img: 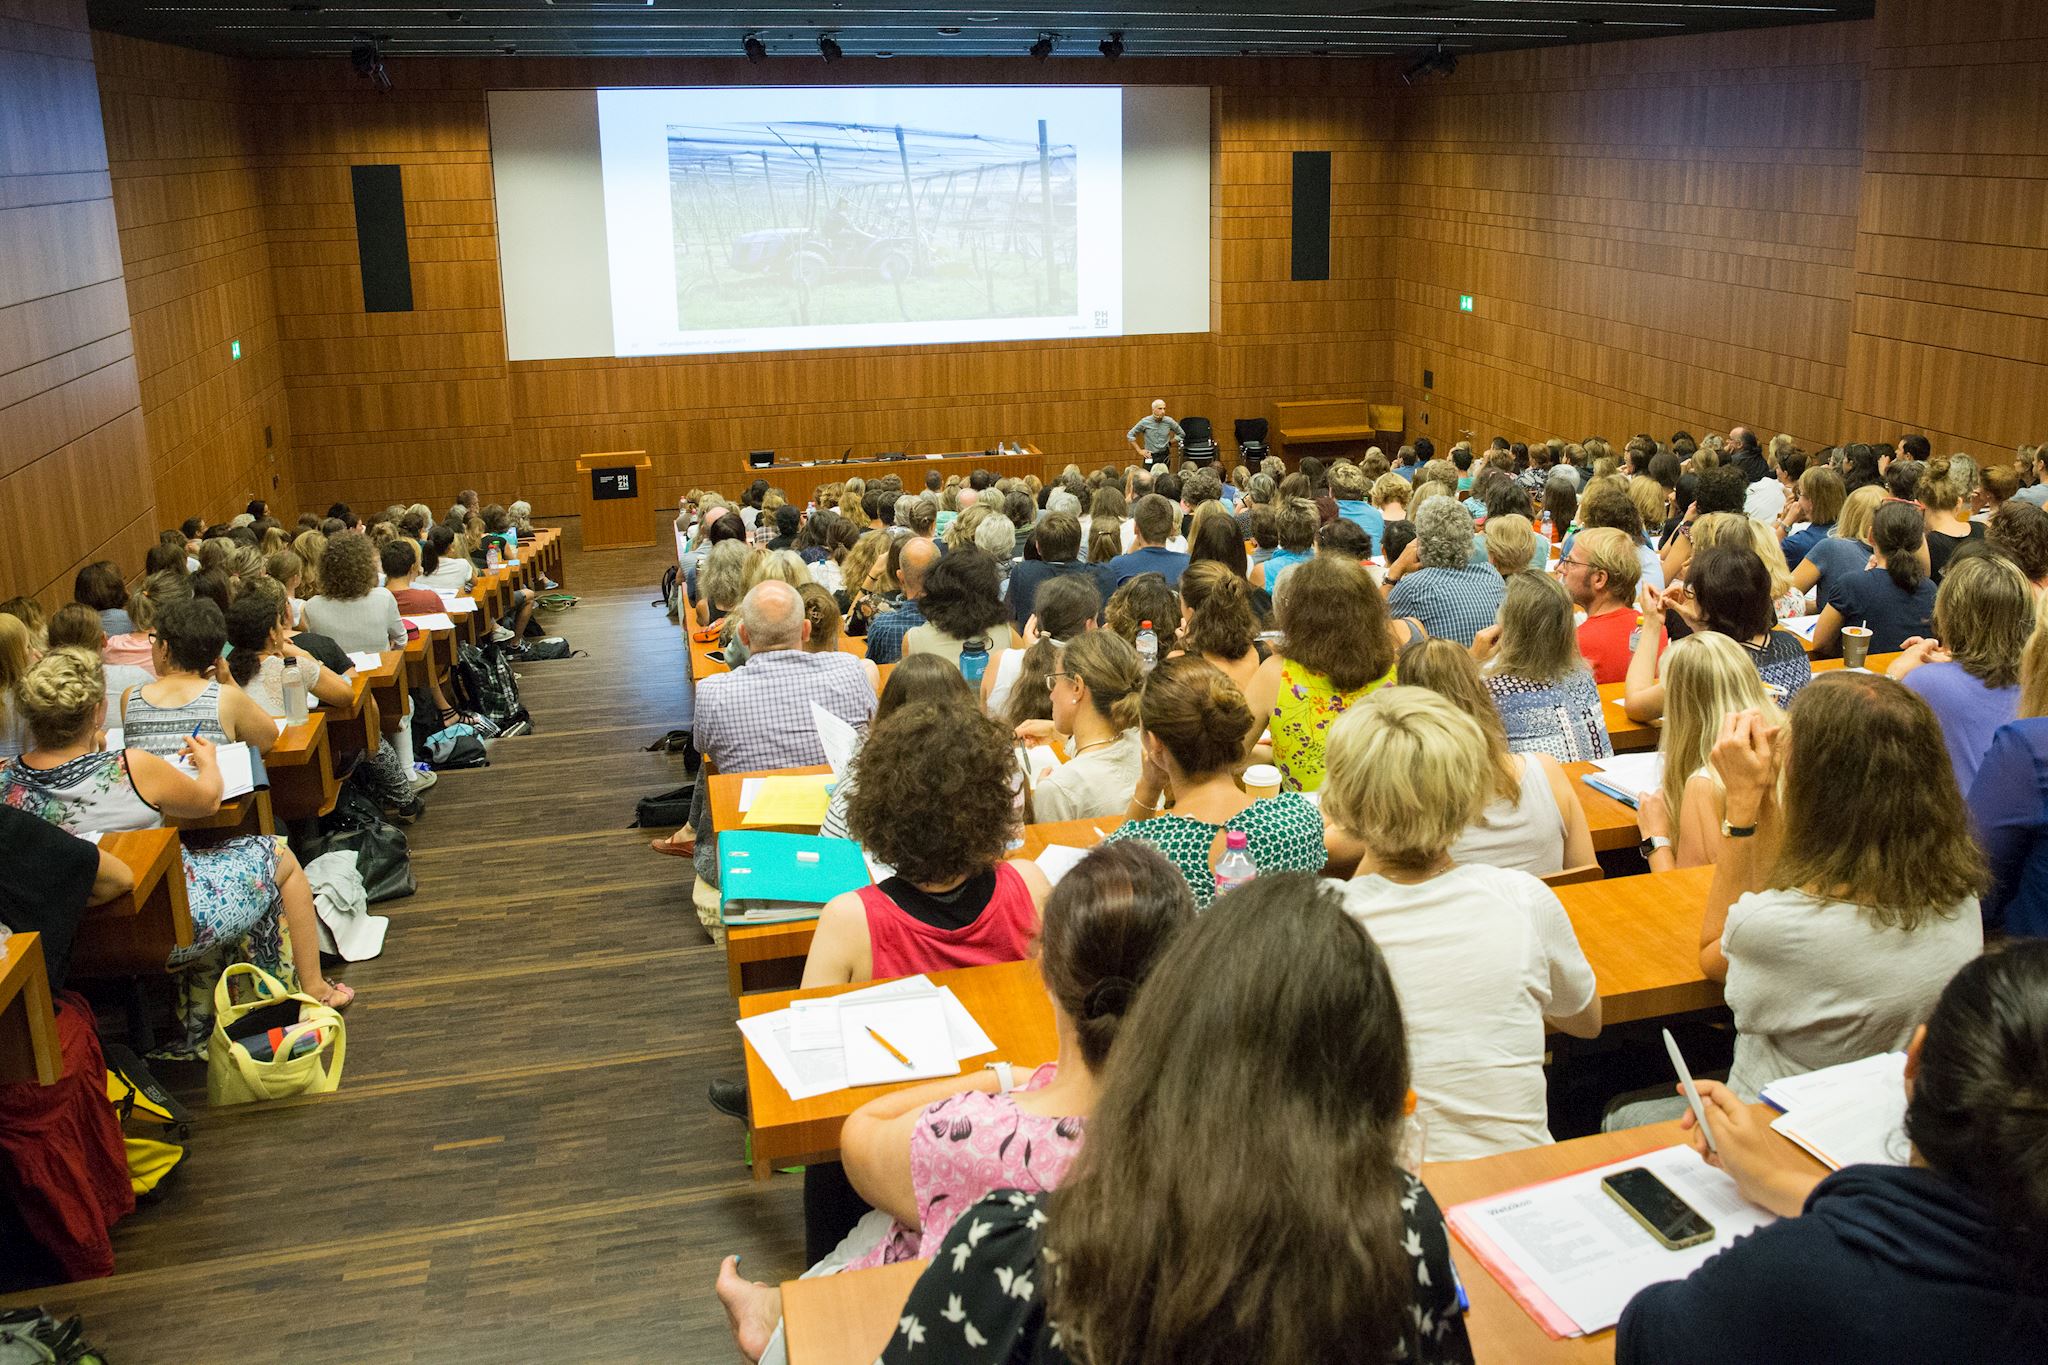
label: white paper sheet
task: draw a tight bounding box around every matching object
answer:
[1592,751,1665,789]
[1033,843,1091,888]
[168,740,256,799]
[812,702,860,779]
[738,777,764,813]
[346,651,385,673]
[787,999,842,1052]
[1016,744,1061,790]
[403,612,455,632]
[1448,1144,1773,1336]
[1782,613,1821,641]
[440,598,478,615]
[740,975,995,1101]
[839,996,960,1087]
[1764,1052,1909,1170]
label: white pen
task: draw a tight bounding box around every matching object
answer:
[1663,1027,1720,1156]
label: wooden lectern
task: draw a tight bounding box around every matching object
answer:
[574,451,656,551]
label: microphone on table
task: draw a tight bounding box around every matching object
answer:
[841,447,851,464]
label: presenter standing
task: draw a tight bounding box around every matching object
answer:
[1127,399,1185,464]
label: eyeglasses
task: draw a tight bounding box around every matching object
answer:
[1044,672,1076,691]
[1556,558,1590,571]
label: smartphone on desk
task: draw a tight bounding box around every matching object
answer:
[1601,1167,1715,1250]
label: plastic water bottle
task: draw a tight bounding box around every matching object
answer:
[504,528,518,563]
[486,541,501,570]
[1213,830,1256,898]
[1135,620,1159,673]
[959,636,990,685]
[282,657,307,724]
[1540,509,1555,542]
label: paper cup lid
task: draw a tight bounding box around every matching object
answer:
[1243,763,1282,786]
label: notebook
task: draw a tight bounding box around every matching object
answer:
[1762,1051,1910,1170]
[717,831,872,924]
[741,773,834,827]
[1580,752,1665,809]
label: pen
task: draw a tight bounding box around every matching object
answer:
[865,1026,914,1069]
[1663,1028,1719,1156]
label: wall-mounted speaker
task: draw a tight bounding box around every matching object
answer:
[1290,151,1331,283]
[350,164,414,313]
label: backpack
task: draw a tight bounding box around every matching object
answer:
[515,637,576,662]
[0,1311,108,1365]
[657,565,680,614]
[424,723,489,769]
[455,641,532,735]
[632,782,696,829]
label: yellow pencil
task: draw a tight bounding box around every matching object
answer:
[865,1025,914,1069]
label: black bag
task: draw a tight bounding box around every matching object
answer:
[313,786,416,903]
[456,641,532,735]
[516,637,576,661]
[658,565,680,614]
[303,823,416,904]
[632,782,696,829]
[424,724,489,770]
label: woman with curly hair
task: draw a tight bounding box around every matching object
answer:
[803,702,1052,987]
[902,547,1014,678]
[302,530,403,654]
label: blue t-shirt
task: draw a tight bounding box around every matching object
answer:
[1802,535,1872,604]
[1902,661,2019,794]
[1104,544,1189,588]
[1970,717,2048,937]
[1334,499,1385,556]
[1780,521,1833,570]
[1825,567,1936,655]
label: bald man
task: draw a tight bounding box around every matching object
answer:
[689,579,877,888]
[864,536,938,665]
[1127,398,1183,462]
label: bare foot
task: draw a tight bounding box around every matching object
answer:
[715,1254,781,1363]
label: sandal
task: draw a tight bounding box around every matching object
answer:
[319,982,357,1012]
[650,834,696,858]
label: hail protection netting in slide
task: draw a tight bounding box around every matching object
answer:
[598,87,1123,356]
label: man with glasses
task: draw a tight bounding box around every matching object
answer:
[1559,527,1656,684]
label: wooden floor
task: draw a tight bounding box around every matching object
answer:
[2,532,805,1362]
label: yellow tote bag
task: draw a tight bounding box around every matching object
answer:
[205,963,347,1106]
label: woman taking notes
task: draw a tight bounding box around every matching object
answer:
[1618,945,2048,1364]
[878,875,1476,1365]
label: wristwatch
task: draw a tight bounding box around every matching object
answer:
[983,1061,1017,1094]
[1639,835,1672,858]
[1721,819,1758,839]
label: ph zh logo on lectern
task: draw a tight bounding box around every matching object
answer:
[592,467,638,501]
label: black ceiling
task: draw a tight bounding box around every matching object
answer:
[87,0,1873,62]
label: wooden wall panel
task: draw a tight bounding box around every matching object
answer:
[1379,21,1871,453]
[236,56,1389,515]
[1842,0,2048,455]
[0,0,154,609]
[93,32,296,527]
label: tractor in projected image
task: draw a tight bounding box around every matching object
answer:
[667,119,1079,330]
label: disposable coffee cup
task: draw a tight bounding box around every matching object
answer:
[1242,763,1282,799]
[1841,625,1873,670]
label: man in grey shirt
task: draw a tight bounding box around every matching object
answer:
[1127,398,1184,461]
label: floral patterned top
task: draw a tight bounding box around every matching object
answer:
[878,1179,1474,1364]
[846,1062,1083,1272]
[1100,793,1328,911]
[1271,657,1394,793]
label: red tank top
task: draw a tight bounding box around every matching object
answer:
[859,862,1038,979]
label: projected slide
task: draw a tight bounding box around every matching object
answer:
[597,87,1122,357]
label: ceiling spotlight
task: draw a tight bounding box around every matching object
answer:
[1400,42,1457,85]
[743,32,766,63]
[1029,31,1056,61]
[349,35,392,92]
[1099,31,1123,60]
[819,32,842,62]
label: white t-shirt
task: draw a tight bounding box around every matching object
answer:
[1339,864,1597,1160]
[420,557,475,596]
[1722,889,1982,1099]
[1745,477,1788,524]
[1031,729,1143,824]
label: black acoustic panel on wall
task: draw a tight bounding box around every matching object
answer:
[350,164,413,313]
[1290,150,1332,282]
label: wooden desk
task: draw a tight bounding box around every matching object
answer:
[1555,866,1719,1026]
[1425,1108,1821,1363]
[691,636,879,683]
[708,764,833,837]
[783,1259,930,1365]
[740,958,1056,1178]
[266,712,339,821]
[1563,762,1640,853]
[780,1111,1813,1365]
[172,788,274,841]
[1600,650,1899,753]
[361,650,408,738]
[73,828,194,979]
[0,932,60,1086]
[1272,398,1377,463]
[733,450,1049,509]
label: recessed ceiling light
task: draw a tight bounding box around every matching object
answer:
[936,26,962,35]
[965,13,1000,21]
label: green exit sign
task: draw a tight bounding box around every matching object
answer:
[1458,295,1475,313]
[229,339,242,360]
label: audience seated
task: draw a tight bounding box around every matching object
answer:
[1563,525,1655,683]
[716,842,1192,1365]
[73,562,132,637]
[902,547,1013,676]
[1888,553,2031,790]
[1250,496,1317,592]
[1778,465,1845,568]
[1789,483,1882,605]
[1101,572,1179,651]
[1324,686,1601,1158]
[1971,621,2048,937]
[1634,633,1787,873]
[224,583,354,718]
[1103,656,1329,908]
[1018,629,1144,823]
[0,613,29,760]
[1387,497,1506,646]
[1174,561,1262,693]
[1919,457,1984,581]
[1,649,354,1052]
[118,599,276,757]
[881,874,1475,1365]
[1105,494,1189,589]
[1617,944,2048,1363]
[1473,571,1613,761]
[1397,638,1594,877]
[1627,544,1812,720]
[864,537,938,666]
[819,657,976,841]
[1813,500,1936,656]
[1240,556,1409,792]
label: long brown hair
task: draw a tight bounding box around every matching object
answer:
[1003,574,1100,730]
[1178,560,1257,662]
[1771,674,1988,927]
[1045,874,1416,1365]
[1396,636,1520,803]
[1276,555,1395,692]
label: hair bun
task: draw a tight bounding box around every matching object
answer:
[1082,976,1134,1020]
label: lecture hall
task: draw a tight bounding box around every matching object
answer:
[3,0,2047,1359]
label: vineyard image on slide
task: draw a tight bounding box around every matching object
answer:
[666,118,1080,332]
